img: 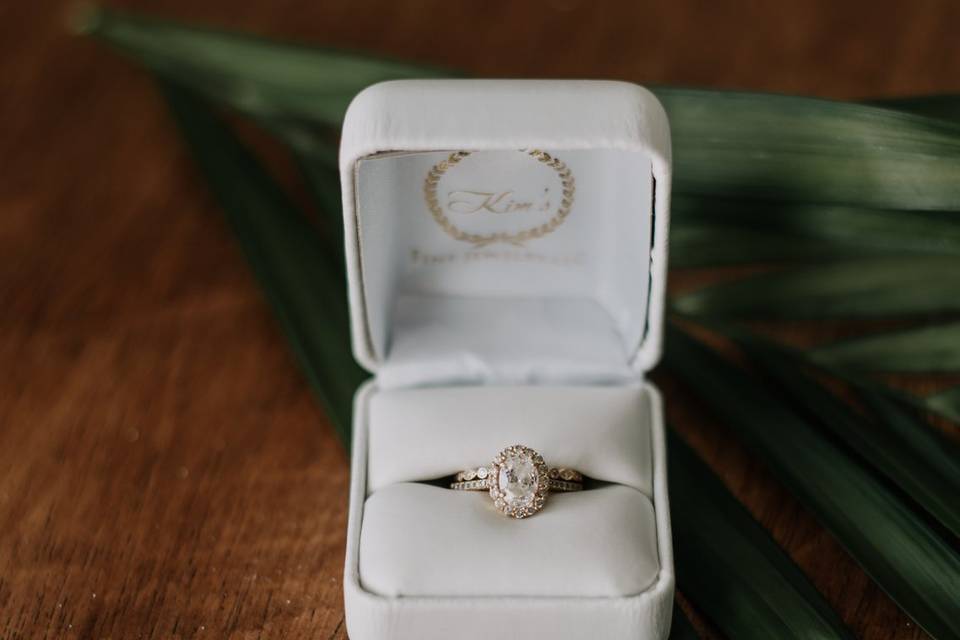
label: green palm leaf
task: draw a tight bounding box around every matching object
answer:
[926,386,960,423]
[665,325,960,639]
[670,430,853,638]
[669,223,890,267]
[672,196,960,257]
[293,151,346,276]
[733,334,960,537]
[869,95,960,122]
[657,88,960,210]
[811,322,960,372]
[160,78,366,444]
[84,7,960,212]
[78,6,451,129]
[672,257,960,318]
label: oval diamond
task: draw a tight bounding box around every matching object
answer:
[486,445,551,518]
[497,449,539,508]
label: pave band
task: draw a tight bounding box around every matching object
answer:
[451,477,584,492]
[449,445,585,518]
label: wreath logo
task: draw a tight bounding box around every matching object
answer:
[423,150,576,247]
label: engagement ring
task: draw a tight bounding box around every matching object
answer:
[450,444,583,518]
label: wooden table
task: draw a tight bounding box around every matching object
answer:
[3,1,957,637]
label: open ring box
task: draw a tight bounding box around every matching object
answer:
[340,80,674,640]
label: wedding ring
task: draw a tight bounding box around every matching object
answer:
[450,444,583,518]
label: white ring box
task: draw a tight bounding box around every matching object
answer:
[340,80,674,640]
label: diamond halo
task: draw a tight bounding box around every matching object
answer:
[450,445,584,517]
[488,445,551,518]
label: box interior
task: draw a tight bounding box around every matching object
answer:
[356,384,662,598]
[354,148,654,388]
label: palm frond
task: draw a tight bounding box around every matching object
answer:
[732,333,960,537]
[670,430,854,638]
[79,6,449,127]
[672,196,960,259]
[160,78,366,444]
[672,257,960,318]
[811,322,960,372]
[84,7,960,211]
[665,325,960,639]
[926,386,960,422]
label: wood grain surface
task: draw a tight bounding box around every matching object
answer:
[2,1,959,638]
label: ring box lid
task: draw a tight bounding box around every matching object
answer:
[340,80,671,388]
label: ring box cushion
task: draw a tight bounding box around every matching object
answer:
[361,483,659,597]
[340,79,674,640]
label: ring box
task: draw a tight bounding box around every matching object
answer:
[339,80,674,640]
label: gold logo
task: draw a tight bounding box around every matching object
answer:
[423,150,575,247]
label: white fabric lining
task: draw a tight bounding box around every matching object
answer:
[359,384,659,598]
[354,147,652,387]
